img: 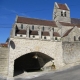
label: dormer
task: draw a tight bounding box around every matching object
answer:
[53,2,71,23]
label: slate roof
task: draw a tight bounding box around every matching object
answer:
[71,18,80,25]
[71,18,80,27]
[17,16,57,27]
[60,18,80,28]
[57,3,69,10]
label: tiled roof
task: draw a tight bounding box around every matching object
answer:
[30,30,38,35]
[42,31,50,36]
[53,32,60,37]
[57,3,68,10]
[17,16,57,27]
[0,43,8,47]
[63,28,73,37]
[16,30,26,34]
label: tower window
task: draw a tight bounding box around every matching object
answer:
[21,24,23,29]
[61,11,63,16]
[64,12,66,17]
[32,25,34,30]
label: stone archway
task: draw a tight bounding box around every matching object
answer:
[8,39,64,77]
[14,52,54,76]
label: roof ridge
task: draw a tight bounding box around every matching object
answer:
[17,16,57,27]
[57,2,65,5]
[18,16,54,22]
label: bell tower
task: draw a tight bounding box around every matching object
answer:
[53,2,71,23]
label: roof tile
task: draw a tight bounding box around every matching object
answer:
[30,30,38,35]
[17,16,57,27]
[53,32,60,37]
[16,30,26,34]
[57,3,68,10]
[42,31,50,36]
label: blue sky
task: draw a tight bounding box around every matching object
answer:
[0,0,80,43]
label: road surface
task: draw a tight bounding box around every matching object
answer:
[1,65,80,80]
[23,65,80,80]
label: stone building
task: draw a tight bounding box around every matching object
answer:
[0,2,80,77]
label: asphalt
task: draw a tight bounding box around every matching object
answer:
[15,64,80,80]
[1,64,80,80]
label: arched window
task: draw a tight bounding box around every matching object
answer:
[64,12,66,17]
[74,36,76,41]
[32,25,34,30]
[61,11,63,16]
[21,24,23,29]
[52,28,54,31]
[78,37,80,41]
[43,27,44,31]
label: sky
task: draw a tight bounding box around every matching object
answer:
[0,0,80,43]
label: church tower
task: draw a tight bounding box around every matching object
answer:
[53,2,71,23]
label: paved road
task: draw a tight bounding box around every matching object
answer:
[23,65,80,80]
[1,65,80,80]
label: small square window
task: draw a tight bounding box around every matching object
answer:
[33,35,35,38]
[44,36,46,39]
[55,37,57,40]
[20,35,22,37]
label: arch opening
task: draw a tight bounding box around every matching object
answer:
[14,52,54,76]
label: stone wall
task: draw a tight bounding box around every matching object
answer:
[62,42,80,64]
[8,38,64,77]
[0,47,9,76]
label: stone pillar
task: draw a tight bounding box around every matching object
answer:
[39,27,42,39]
[8,47,15,77]
[50,27,53,40]
[27,26,29,38]
[8,58,14,77]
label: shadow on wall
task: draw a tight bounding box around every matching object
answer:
[14,52,54,76]
[10,40,15,49]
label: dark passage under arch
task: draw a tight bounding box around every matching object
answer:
[14,52,54,76]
